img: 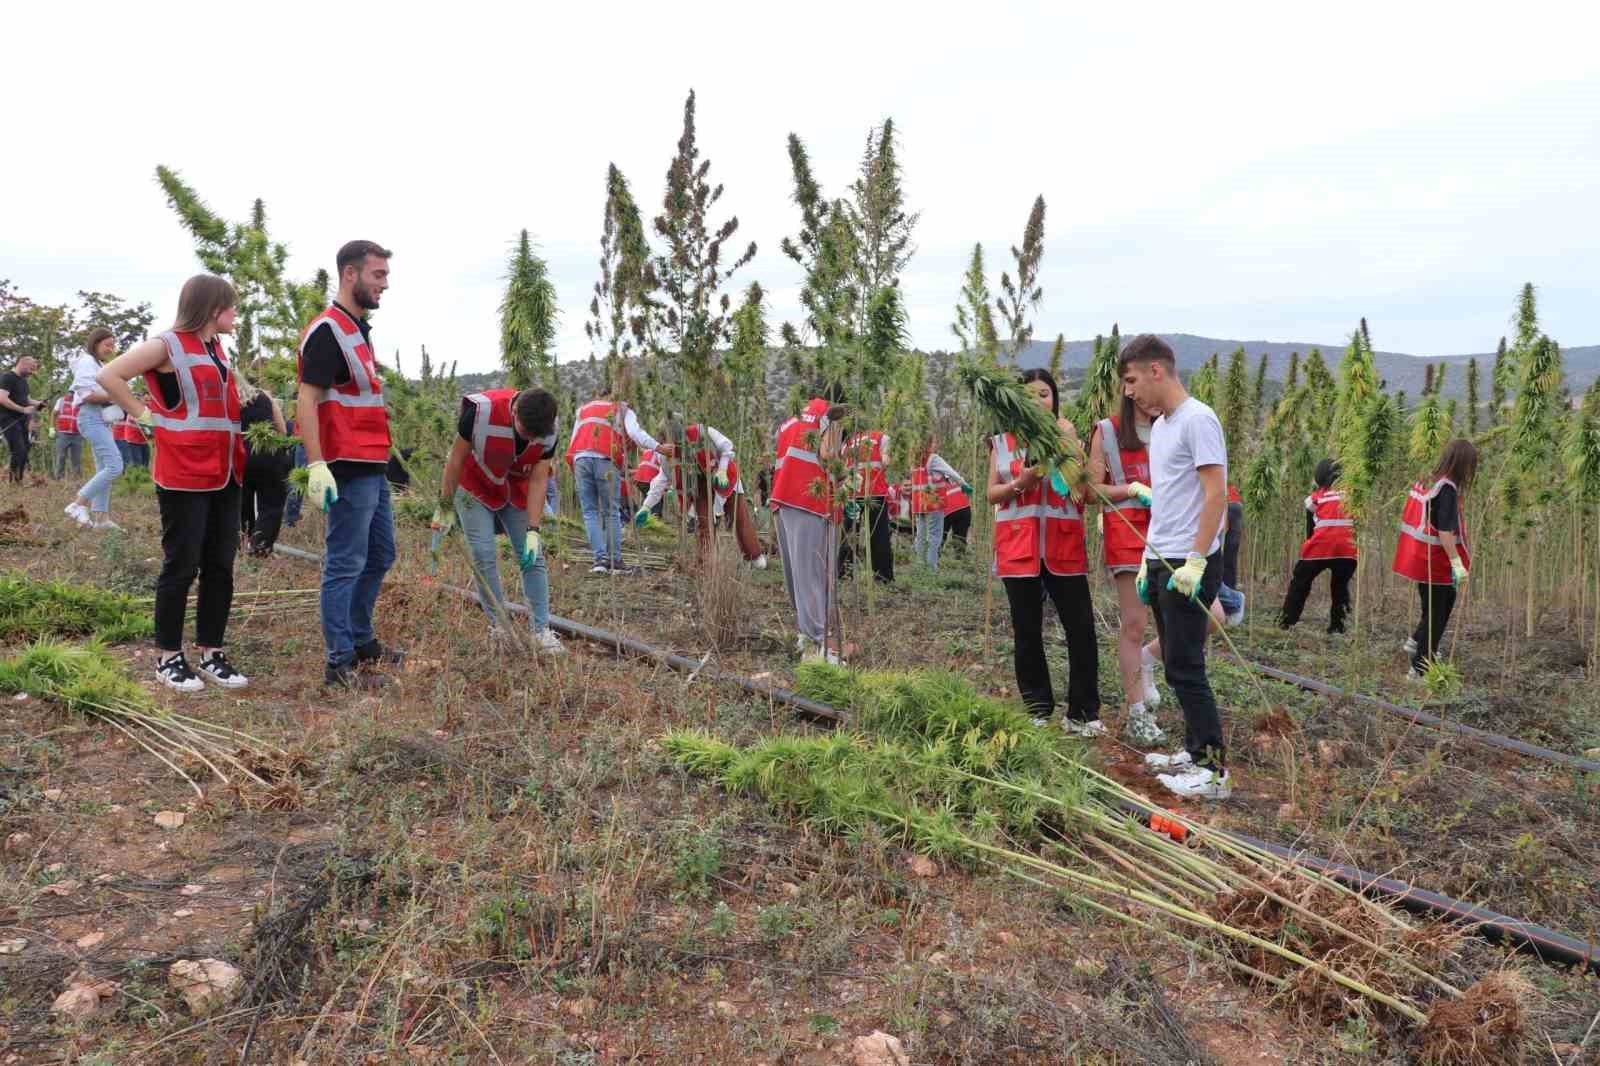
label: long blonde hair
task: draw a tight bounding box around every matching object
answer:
[173,275,237,334]
[233,370,261,407]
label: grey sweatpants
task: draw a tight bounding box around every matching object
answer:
[774,504,841,645]
[53,433,84,479]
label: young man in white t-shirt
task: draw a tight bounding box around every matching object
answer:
[1119,335,1232,799]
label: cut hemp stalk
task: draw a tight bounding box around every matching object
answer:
[0,641,282,798]
[0,572,153,644]
[664,663,1476,1030]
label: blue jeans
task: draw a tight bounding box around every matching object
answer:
[455,488,549,631]
[320,471,396,666]
[75,405,123,514]
[913,510,945,570]
[574,455,623,566]
[1217,582,1244,616]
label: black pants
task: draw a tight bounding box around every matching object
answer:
[1221,501,1243,589]
[155,483,241,652]
[241,451,291,553]
[2,420,29,482]
[840,499,895,584]
[1149,553,1225,768]
[1410,581,1457,670]
[1003,571,1100,722]
[944,507,971,553]
[1279,557,1356,632]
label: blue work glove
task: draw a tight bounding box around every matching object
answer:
[1166,552,1207,601]
[1135,559,1153,605]
[1127,481,1153,507]
[306,461,338,512]
[960,481,974,497]
[1049,468,1071,497]
[634,506,652,529]
[519,530,542,570]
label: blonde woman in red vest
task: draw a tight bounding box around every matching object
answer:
[1392,438,1476,677]
[1087,391,1166,745]
[96,275,249,693]
[1279,459,1357,633]
[987,368,1102,734]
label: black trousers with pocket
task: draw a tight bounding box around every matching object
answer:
[1149,553,1225,768]
[1003,571,1100,722]
[155,483,241,652]
[1410,581,1457,671]
[1279,557,1357,632]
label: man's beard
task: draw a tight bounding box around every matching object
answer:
[352,281,381,311]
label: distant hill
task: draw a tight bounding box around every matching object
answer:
[1004,335,1600,400]
[448,335,1600,411]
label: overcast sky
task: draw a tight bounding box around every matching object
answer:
[5,2,1597,373]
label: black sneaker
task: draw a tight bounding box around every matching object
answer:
[353,640,406,666]
[324,661,392,690]
[156,653,204,694]
[196,650,249,689]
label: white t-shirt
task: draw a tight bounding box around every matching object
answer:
[68,352,105,404]
[1145,396,1228,560]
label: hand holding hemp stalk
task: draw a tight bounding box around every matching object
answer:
[955,357,1088,497]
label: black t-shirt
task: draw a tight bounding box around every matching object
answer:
[300,303,383,478]
[152,338,229,410]
[240,393,274,431]
[0,370,30,410]
[1426,483,1459,535]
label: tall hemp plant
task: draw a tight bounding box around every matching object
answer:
[501,229,559,391]
[995,196,1046,365]
[1500,313,1564,639]
[1333,323,1398,636]
[155,166,328,378]
[1564,379,1600,659]
[585,164,656,397]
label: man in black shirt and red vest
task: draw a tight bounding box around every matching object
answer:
[297,240,403,690]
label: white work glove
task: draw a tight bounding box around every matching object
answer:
[306,460,339,511]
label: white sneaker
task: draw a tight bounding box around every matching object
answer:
[92,516,122,531]
[589,563,609,574]
[64,502,91,527]
[1143,749,1193,773]
[753,554,768,570]
[1157,766,1232,800]
[1124,704,1168,746]
[1139,650,1162,710]
[156,653,204,694]
[1031,717,1050,728]
[534,628,566,656]
[196,650,248,689]
[1402,637,1418,656]
[1060,718,1107,738]
[1224,607,1245,627]
[801,646,844,666]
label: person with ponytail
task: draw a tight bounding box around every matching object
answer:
[1393,438,1477,677]
[95,276,249,693]
[1087,390,1165,745]
[1279,459,1357,633]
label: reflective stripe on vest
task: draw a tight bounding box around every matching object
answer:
[1098,417,1149,511]
[468,393,517,486]
[308,312,384,409]
[151,332,240,434]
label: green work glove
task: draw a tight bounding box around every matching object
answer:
[634,506,652,529]
[712,466,730,492]
[844,500,862,521]
[306,461,338,512]
[429,501,456,536]
[1166,552,1207,600]
[1135,559,1153,605]
[1127,481,1153,507]
[520,530,543,570]
[960,481,974,497]
[1450,558,1468,586]
[1049,468,1071,497]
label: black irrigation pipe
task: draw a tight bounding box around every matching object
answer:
[1231,655,1600,775]
[272,543,842,725]
[272,541,1597,973]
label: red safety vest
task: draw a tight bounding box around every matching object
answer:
[144,330,244,492]
[942,480,970,515]
[1300,488,1357,560]
[54,397,79,434]
[564,398,627,467]
[458,388,557,512]
[844,430,890,498]
[911,461,948,514]
[676,424,739,501]
[1392,478,1468,583]
[633,448,661,484]
[770,398,833,517]
[991,432,1087,577]
[113,418,147,444]
[297,305,390,464]
[1095,417,1152,569]
[885,483,903,517]
[1228,483,1241,505]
